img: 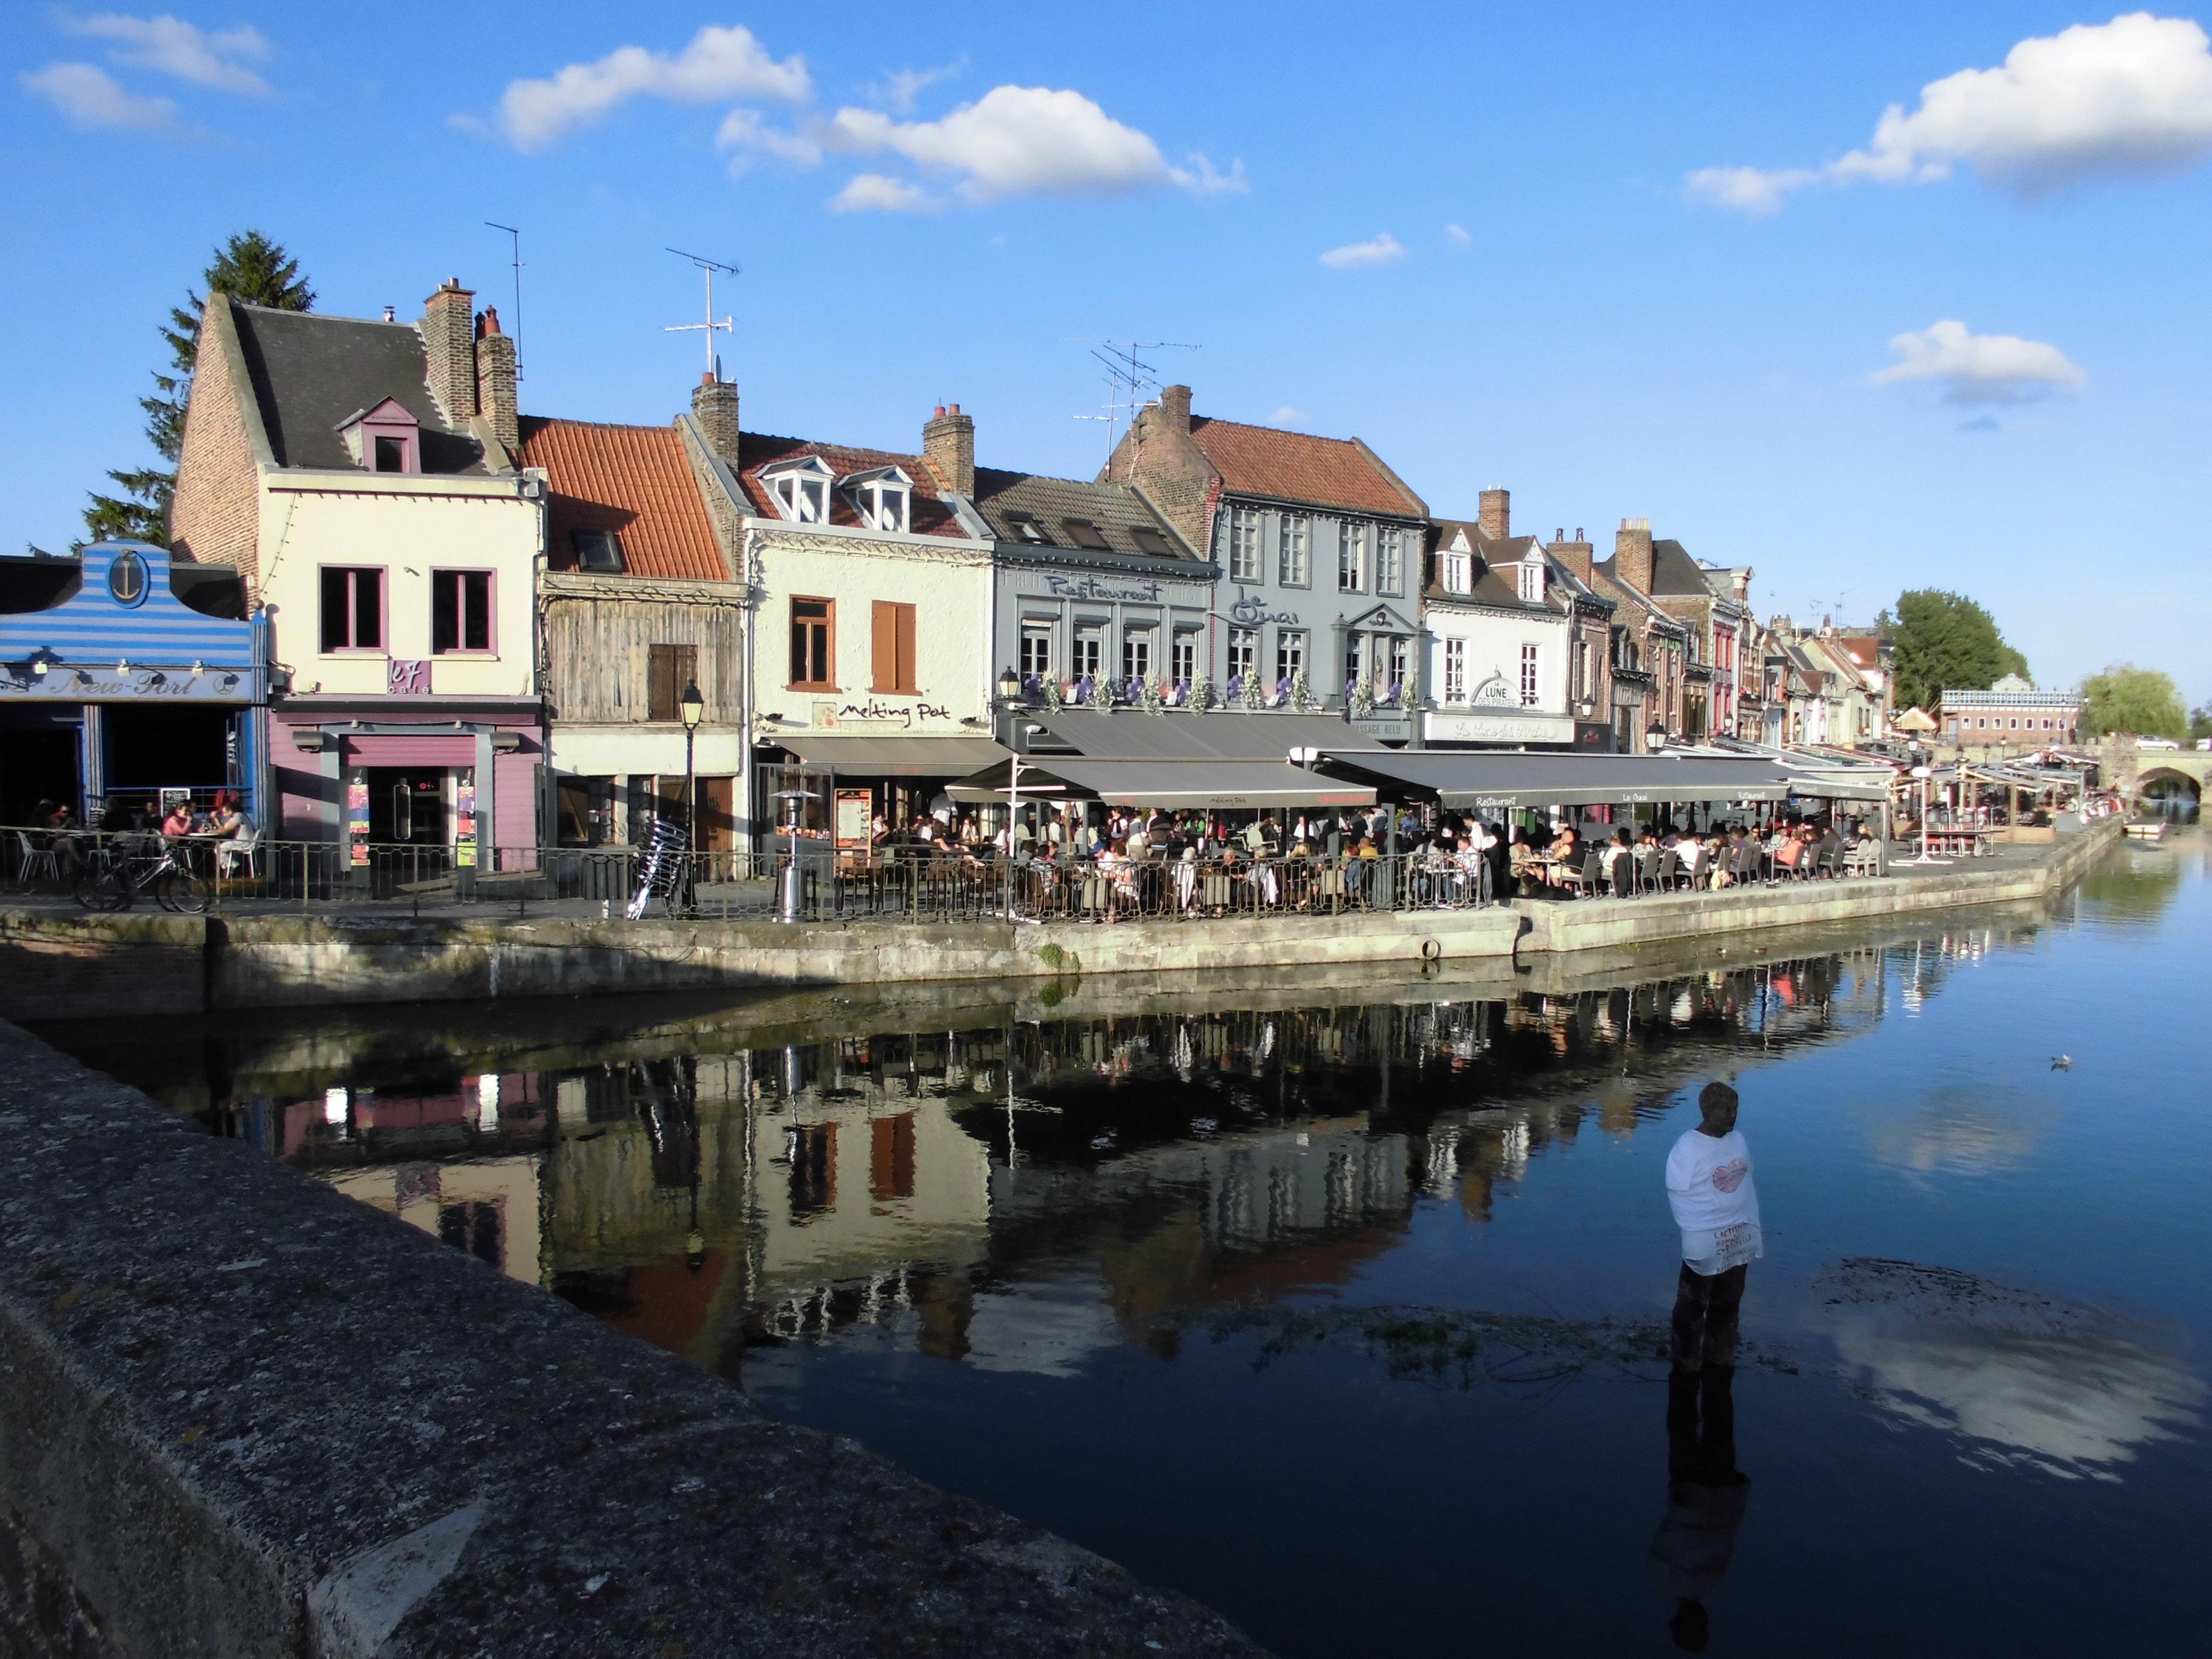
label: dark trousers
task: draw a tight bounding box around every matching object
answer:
[1671,1262,1746,1373]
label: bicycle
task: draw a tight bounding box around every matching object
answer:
[72,836,212,914]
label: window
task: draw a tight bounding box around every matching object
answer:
[373,435,406,473]
[1376,528,1402,595]
[1228,628,1258,685]
[1228,509,1260,581]
[1443,551,1471,594]
[431,570,493,654]
[572,529,625,572]
[1006,512,1053,546]
[1444,639,1467,703]
[648,644,699,722]
[1171,630,1199,685]
[1276,629,1306,688]
[1345,637,1362,691]
[851,475,911,533]
[1122,629,1153,683]
[763,460,834,524]
[1389,636,1409,690]
[1572,638,1589,700]
[1279,514,1310,585]
[319,567,383,652]
[1129,524,1174,557]
[1073,626,1104,682]
[871,601,918,694]
[1518,559,1544,603]
[1520,644,1540,707]
[1019,623,1052,680]
[789,598,834,689]
[1339,521,1366,592]
[1062,518,1111,551]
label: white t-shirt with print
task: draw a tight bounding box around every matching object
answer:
[1666,1126,1763,1275]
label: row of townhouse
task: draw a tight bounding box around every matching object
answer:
[0,266,1892,853]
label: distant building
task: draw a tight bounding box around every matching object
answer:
[1940,674,2080,756]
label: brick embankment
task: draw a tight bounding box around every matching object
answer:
[0,1021,1267,1659]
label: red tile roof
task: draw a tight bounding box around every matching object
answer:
[515,417,729,581]
[734,433,968,538]
[1186,417,1422,516]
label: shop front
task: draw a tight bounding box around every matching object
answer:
[0,541,266,826]
[754,733,1011,866]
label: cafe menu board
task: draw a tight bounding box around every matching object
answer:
[347,774,370,867]
[455,771,478,868]
[834,788,872,859]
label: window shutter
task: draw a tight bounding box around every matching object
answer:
[895,603,916,693]
[872,602,896,692]
[648,645,677,722]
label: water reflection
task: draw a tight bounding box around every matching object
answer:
[1649,1367,1749,1652]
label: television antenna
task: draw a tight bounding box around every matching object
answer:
[1075,338,1198,460]
[665,247,739,376]
[484,221,523,380]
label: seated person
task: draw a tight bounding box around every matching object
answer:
[161,801,196,839]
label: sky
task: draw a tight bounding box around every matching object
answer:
[5,3,2210,702]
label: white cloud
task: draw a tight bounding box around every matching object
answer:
[1689,13,2212,212]
[828,172,938,213]
[20,61,178,132]
[491,24,809,152]
[869,61,960,116]
[1443,222,1471,246]
[60,12,270,95]
[1319,232,1405,269]
[1874,320,2086,404]
[716,106,820,170]
[822,84,1216,204]
[1173,152,1248,196]
[1270,406,1305,425]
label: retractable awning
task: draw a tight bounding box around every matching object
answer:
[947,757,1375,811]
[1320,752,1801,810]
[771,734,1009,777]
[1025,709,1392,762]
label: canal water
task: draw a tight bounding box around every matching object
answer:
[41,835,2210,1657]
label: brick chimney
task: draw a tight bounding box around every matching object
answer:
[1156,384,1193,434]
[473,307,517,452]
[1547,526,1594,587]
[692,373,740,468]
[923,402,975,496]
[421,278,477,426]
[1615,517,1654,594]
[1478,488,1509,541]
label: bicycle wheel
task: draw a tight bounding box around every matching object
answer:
[74,862,132,912]
[159,866,211,914]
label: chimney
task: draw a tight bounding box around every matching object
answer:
[1156,384,1193,435]
[1547,527,1594,587]
[1615,517,1654,594]
[692,373,740,468]
[473,307,517,452]
[1478,488,1509,542]
[923,401,976,497]
[421,278,477,426]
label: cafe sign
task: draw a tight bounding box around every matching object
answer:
[0,662,252,702]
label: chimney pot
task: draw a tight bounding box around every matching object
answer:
[923,401,976,497]
[474,320,518,453]
[1156,384,1193,435]
[381,305,395,323]
[692,375,741,468]
[1615,518,1655,594]
[1478,487,1510,542]
[420,278,478,426]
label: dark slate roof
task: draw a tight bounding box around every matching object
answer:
[969,469,1201,563]
[228,300,486,474]
[1592,558,1687,631]
[1647,538,1709,597]
[1423,520,1550,612]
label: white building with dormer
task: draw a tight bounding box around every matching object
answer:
[1419,509,1577,749]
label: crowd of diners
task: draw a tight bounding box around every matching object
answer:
[10,791,255,884]
[824,789,1883,918]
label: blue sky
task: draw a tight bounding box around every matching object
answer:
[7,4,2210,701]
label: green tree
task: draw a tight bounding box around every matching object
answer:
[1887,589,2029,712]
[84,230,313,545]
[2190,704,2212,742]
[2080,664,2189,740]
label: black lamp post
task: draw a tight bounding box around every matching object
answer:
[997,665,1022,705]
[680,679,705,853]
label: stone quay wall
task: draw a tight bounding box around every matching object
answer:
[0,1019,1266,1659]
[0,820,2122,1019]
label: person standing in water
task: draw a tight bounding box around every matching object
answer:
[1665,1080,1761,1371]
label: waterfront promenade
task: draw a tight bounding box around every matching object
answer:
[0,820,2122,1018]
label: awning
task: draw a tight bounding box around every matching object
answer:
[948,757,1375,811]
[1025,709,1392,762]
[771,734,1009,777]
[1320,752,1801,810]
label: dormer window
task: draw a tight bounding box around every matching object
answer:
[1518,559,1546,603]
[572,529,625,572]
[336,397,420,475]
[1128,524,1174,557]
[842,466,913,533]
[1006,511,1053,545]
[762,456,836,524]
[1442,551,1471,594]
[1062,518,1111,551]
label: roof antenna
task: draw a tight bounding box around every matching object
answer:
[484,221,523,381]
[1076,338,1198,463]
[665,247,739,375]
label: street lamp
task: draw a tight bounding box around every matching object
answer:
[997,664,1022,705]
[680,679,705,856]
[1645,727,1668,752]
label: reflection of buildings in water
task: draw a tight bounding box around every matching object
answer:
[327,1153,545,1286]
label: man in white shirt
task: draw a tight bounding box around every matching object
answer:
[1664,1081,1761,1373]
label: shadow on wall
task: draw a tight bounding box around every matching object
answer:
[0,913,206,1021]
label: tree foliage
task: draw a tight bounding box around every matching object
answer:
[2080,664,2188,740]
[2190,705,2212,742]
[1887,589,2029,713]
[84,230,313,545]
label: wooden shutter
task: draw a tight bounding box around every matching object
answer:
[648,644,679,721]
[872,602,896,692]
[894,603,917,693]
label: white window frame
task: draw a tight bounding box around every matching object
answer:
[1171,630,1199,686]
[1520,643,1541,708]
[1339,521,1366,592]
[1444,638,1467,704]
[1072,625,1105,682]
[1276,628,1307,689]
[762,457,836,525]
[1019,622,1053,680]
[1229,508,1261,582]
[1376,528,1402,595]
[1228,628,1259,685]
[1389,635,1409,690]
[1122,628,1154,685]
[842,466,913,534]
[1517,559,1544,604]
[1443,551,1471,594]
[1278,513,1310,586]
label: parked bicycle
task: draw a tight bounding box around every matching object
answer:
[72,836,212,914]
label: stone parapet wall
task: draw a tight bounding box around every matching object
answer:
[0,1020,1266,1659]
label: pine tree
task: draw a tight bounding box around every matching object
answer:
[84,230,313,545]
